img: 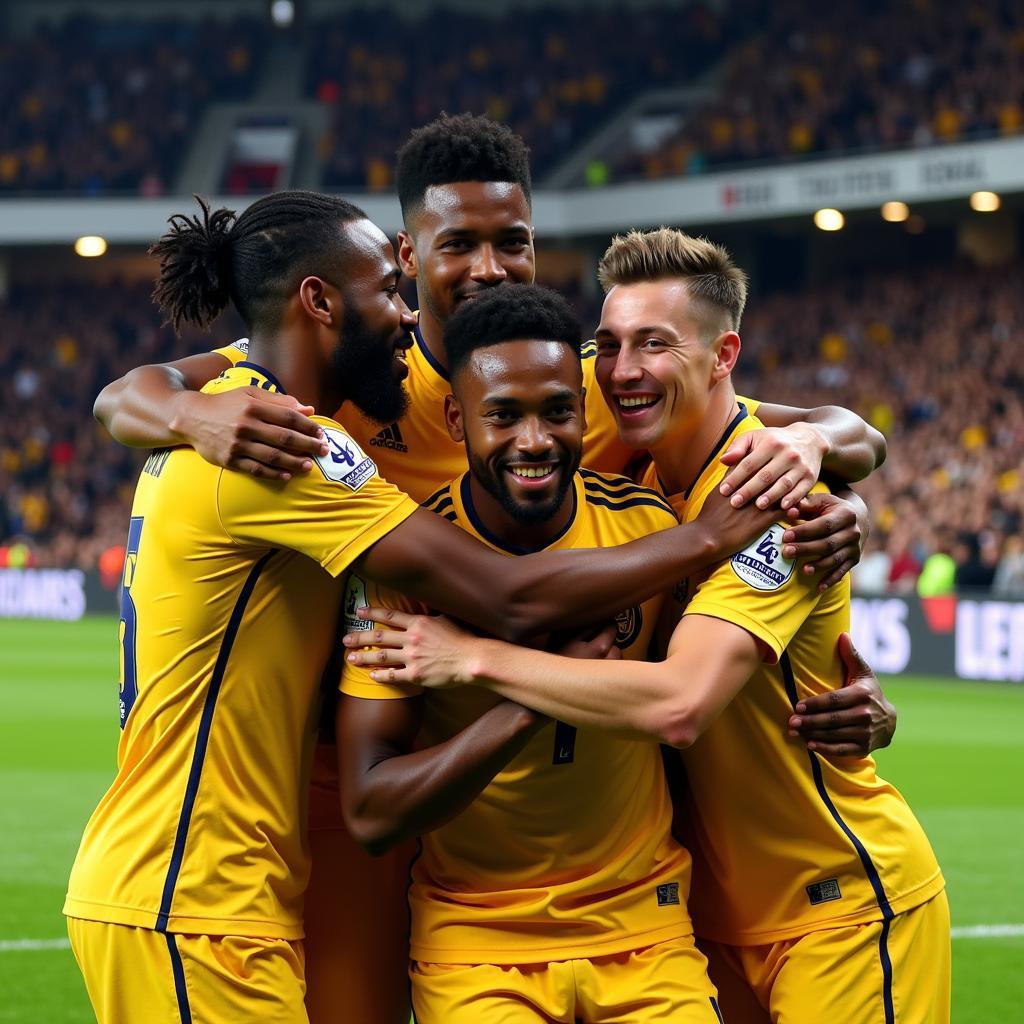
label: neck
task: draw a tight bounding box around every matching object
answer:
[415,303,450,374]
[247,328,342,414]
[650,380,738,497]
[467,474,575,552]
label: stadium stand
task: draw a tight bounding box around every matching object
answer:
[0,14,267,194]
[611,0,1024,181]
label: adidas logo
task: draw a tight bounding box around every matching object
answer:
[369,422,408,453]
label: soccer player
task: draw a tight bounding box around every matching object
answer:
[90,116,887,1022]
[345,230,949,1024]
[63,195,781,1024]
[339,283,727,1023]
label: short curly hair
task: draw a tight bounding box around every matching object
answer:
[443,284,581,379]
[396,113,532,221]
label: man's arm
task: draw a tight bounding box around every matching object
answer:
[354,489,779,642]
[94,352,327,479]
[337,694,544,855]
[344,609,760,748]
[721,403,886,510]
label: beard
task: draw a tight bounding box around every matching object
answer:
[466,443,581,526]
[331,304,410,426]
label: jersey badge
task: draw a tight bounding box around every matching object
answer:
[730,524,795,591]
[234,337,250,354]
[806,877,843,905]
[316,428,376,491]
[614,605,643,648]
[342,575,373,633]
[656,882,681,907]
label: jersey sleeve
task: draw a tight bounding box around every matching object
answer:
[338,573,424,700]
[683,518,820,662]
[216,419,418,577]
[211,339,250,365]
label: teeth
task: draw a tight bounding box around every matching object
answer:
[510,466,553,479]
[619,396,657,408]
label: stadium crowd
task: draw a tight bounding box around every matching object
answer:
[614,0,1024,181]
[4,1,1024,194]
[0,15,265,194]
[0,261,1020,595]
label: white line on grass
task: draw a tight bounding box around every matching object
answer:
[1,925,1022,952]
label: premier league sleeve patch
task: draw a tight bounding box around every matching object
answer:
[315,427,377,491]
[730,524,795,591]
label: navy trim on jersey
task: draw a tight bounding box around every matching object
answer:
[585,493,677,515]
[459,472,577,555]
[779,652,895,1020]
[580,340,598,360]
[581,473,675,516]
[678,401,749,500]
[710,996,725,1024]
[414,323,450,382]
[155,548,278,932]
[235,360,286,394]
[165,933,193,1024]
[421,483,453,510]
[425,494,455,517]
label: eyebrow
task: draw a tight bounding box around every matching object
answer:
[482,389,577,406]
[595,325,677,339]
[436,224,531,240]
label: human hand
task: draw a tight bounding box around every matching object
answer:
[781,490,867,591]
[342,606,476,688]
[719,423,827,511]
[787,633,896,757]
[172,387,328,480]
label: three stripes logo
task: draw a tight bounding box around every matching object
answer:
[370,422,408,453]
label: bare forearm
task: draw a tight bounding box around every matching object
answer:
[94,365,192,448]
[464,638,679,742]
[345,701,543,854]
[757,402,885,481]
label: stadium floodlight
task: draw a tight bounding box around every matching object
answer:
[881,201,910,223]
[970,191,1001,212]
[813,208,844,232]
[74,236,107,258]
[270,0,295,28]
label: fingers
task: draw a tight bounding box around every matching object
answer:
[804,740,866,758]
[228,442,320,479]
[718,447,772,507]
[788,706,873,735]
[751,470,815,512]
[718,435,752,468]
[816,556,857,591]
[782,526,857,562]
[793,682,868,714]
[345,647,407,667]
[349,606,416,633]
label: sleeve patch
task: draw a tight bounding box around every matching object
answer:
[342,575,373,633]
[234,337,250,354]
[315,427,377,491]
[730,524,795,592]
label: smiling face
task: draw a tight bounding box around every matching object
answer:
[399,181,535,327]
[446,339,584,527]
[594,279,730,452]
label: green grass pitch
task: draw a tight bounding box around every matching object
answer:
[1,616,1022,1022]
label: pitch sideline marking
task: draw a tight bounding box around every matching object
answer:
[1,924,1022,953]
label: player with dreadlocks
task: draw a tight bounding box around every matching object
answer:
[66,190,786,1023]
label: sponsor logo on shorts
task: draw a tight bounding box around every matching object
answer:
[656,882,681,907]
[370,422,408,453]
[731,524,795,591]
[315,428,376,491]
[806,878,843,905]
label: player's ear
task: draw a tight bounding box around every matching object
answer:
[397,231,417,279]
[443,393,465,443]
[712,331,741,381]
[299,276,338,328]
[579,384,588,436]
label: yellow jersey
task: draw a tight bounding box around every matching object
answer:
[64,362,417,939]
[642,402,943,944]
[341,469,692,963]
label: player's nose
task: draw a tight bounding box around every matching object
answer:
[470,244,507,284]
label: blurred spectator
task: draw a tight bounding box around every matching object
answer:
[612,0,1024,182]
[993,535,1024,595]
[0,15,266,194]
[851,534,891,594]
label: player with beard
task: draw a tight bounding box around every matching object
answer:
[66,197,791,1023]
[338,285,727,1023]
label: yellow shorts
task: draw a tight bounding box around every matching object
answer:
[700,891,951,1024]
[411,935,723,1023]
[66,917,307,1023]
